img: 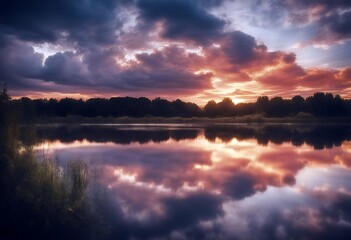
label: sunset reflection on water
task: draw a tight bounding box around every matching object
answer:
[34,124,351,240]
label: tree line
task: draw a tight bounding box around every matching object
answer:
[1,89,351,120]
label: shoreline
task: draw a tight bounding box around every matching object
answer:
[33,116,351,125]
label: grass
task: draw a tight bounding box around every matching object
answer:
[0,112,109,239]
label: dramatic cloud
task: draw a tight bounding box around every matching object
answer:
[39,46,212,95]
[0,0,123,46]
[246,0,351,44]
[204,31,298,74]
[0,0,350,102]
[42,51,90,84]
[136,0,225,44]
[316,10,351,43]
[0,35,44,88]
[118,46,212,92]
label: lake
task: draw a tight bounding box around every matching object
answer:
[33,124,351,240]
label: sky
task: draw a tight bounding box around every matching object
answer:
[0,0,350,104]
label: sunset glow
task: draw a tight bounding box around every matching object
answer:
[0,0,350,103]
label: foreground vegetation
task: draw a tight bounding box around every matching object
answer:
[0,88,108,239]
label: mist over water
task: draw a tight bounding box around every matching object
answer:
[34,124,351,240]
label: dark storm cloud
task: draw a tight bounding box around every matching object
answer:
[0,0,350,98]
[0,0,227,47]
[103,46,211,92]
[0,0,131,92]
[0,0,123,46]
[220,31,257,64]
[287,0,351,43]
[42,51,90,84]
[0,0,219,94]
[0,38,212,94]
[285,0,351,43]
[318,10,351,41]
[136,0,225,44]
[105,46,211,92]
[192,0,225,8]
[117,68,211,91]
[0,35,43,87]
[0,42,211,94]
[204,31,300,78]
[117,46,212,90]
[82,47,121,82]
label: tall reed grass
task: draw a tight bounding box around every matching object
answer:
[0,105,108,239]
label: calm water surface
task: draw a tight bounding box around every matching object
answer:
[34,124,351,240]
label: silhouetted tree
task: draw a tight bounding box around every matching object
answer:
[291,95,305,114]
[0,84,11,126]
[172,99,201,117]
[151,98,173,117]
[0,84,10,103]
[256,96,269,114]
[217,98,235,116]
[2,90,350,120]
[266,97,291,117]
[204,100,217,117]
[18,97,36,123]
[235,102,256,116]
[86,98,109,117]
[306,92,348,117]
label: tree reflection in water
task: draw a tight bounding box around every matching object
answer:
[30,124,351,240]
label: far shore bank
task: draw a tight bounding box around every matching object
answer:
[32,115,351,125]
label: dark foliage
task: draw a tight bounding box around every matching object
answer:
[6,92,351,119]
[0,88,109,240]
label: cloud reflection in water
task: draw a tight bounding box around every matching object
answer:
[34,124,351,239]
